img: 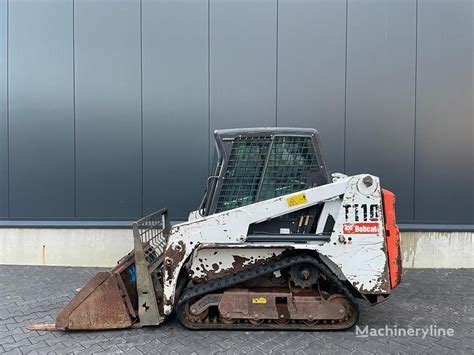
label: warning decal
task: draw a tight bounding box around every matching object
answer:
[252,297,267,304]
[286,193,307,207]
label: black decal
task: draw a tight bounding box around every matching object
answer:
[370,204,378,219]
[361,204,368,221]
[344,205,351,220]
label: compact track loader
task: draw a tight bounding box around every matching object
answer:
[31,128,401,331]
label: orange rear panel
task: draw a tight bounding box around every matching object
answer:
[382,189,402,289]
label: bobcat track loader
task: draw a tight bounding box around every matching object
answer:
[30,128,401,331]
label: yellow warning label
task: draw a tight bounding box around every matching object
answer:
[252,297,267,304]
[286,193,307,207]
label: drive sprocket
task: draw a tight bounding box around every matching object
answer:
[289,263,319,289]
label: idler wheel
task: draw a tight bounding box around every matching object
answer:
[183,301,209,323]
[221,316,236,324]
[274,318,291,325]
[327,293,351,321]
[248,318,264,325]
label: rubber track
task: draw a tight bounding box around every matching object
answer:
[176,254,359,330]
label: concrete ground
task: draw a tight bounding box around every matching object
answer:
[0,266,472,354]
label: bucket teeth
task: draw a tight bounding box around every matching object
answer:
[27,324,57,331]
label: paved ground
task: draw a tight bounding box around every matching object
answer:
[0,266,472,354]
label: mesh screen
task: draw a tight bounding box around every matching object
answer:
[258,136,320,201]
[133,209,169,267]
[216,136,271,212]
[215,135,320,213]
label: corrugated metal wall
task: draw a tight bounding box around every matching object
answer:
[0,0,472,227]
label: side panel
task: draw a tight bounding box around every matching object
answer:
[414,0,473,223]
[190,247,286,282]
[0,0,7,217]
[210,0,277,133]
[74,0,142,218]
[319,176,390,294]
[142,0,208,219]
[8,0,74,217]
[345,0,416,222]
[277,0,346,173]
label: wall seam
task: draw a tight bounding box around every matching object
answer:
[207,0,211,173]
[72,0,76,218]
[343,0,348,173]
[6,0,9,217]
[140,0,144,217]
[413,0,418,221]
[275,0,279,126]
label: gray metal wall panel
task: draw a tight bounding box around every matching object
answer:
[0,0,7,217]
[210,0,277,135]
[142,0,208,219]
[8,0,74,218]
[74,0,142,218]
[415,0,473,223]
[0,0,472,228]
[277,0,346,173]
[345,0,416,222]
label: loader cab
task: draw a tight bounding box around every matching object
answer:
[199,128,331,220]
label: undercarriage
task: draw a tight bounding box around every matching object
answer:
[177,254,358,330]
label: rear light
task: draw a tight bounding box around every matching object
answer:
[382,189,402,289]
